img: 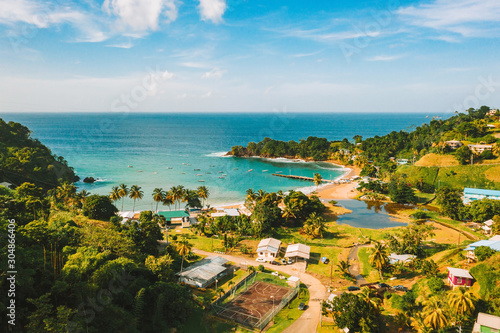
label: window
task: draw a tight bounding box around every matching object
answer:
[456,277,462,284]
[259,252,263,255]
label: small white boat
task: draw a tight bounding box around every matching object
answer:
[276,171,283,173]
[262,170,269,172]
[222,174,227,176]
[182,163,187,165]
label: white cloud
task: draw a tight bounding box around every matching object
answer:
[106,41,134,48]
[398,0,500,37]
[0,0,106,42]
[201,67,226,79]
[365,55,404,62]
[178,93,187,99]
[198,0,226,24]
[102,0,179,34]
[180,62,210,68]
[264,86,273,95]
[201,91,212,98]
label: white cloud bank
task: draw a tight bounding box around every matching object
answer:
[198,0,226,24]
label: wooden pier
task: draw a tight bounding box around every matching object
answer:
[271,174,332,183]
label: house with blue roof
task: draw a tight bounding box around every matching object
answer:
[464,235,500,261]
[463,188,500,204]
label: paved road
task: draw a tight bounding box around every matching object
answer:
[347,245,370,286]
[192,249,326,333]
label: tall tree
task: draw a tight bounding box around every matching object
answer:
[109,186,121,208]
[118,183,129,212]
[197,186,209,208]
[152,188,165,213]
[369,241,389,279]
[303,212,326,238]
[129,185,144,213]
[423,297,448,331]
[313,173,323,188]
[176,236,192,274]
[448,288,476,318]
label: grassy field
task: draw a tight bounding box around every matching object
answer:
[358,247,377,281]
[179,308,252,333]
[267,284,310,333]
[485,165,500,182]
[415,153,459,167]
[397,164,500,190]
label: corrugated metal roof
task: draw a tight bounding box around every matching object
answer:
[476,312,500,330]
[464,188,500,196]
[158,210,190,218]
[178,256,228,283]
[464,240,500,252]
[257,238,281,254]
[285,244,311,259]
[447,267,473,279]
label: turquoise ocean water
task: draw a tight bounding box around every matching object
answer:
[2,112,441,210]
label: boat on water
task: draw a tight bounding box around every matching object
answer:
[262,170,268,172]
[194,168,201,171]
[248,169,253,172]
[153,172,157,174]
[206,172,212,174]
[222,174,227,176]
[196,174,203,176]
[218,171,224,173]
[210,165,215,167]
[198,180,205,182]
[275,171,283,173]
[182,163,188,165]
[180,172,185,174]
[128,165,133,168]
[218,176,225,179]
[166,167,173,169]
[137,170,143,172]
[233,168,239,170]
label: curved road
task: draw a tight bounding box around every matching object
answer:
[348,244,370,285]
[192,249,326,333]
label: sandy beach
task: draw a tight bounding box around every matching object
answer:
[315,164,361,200]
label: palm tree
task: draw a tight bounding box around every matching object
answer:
[77,189,90,206]
[152,188,165,213]
[449,287,476,317]
[423,297,448,331]
[410,313,432,333]
[369,241,389,279]
[171,185,185,210]
[248,266,256,274]
[360,287,382,309]
[313,173,323,188]
[176,236,192,274]
[336,260,350,277]
[245,189,256,206]
[197,186,209,208]
[216,287,224,298]
[118,184,129,212]
[303,212,326,238]
[163,191,174,210]
[129,185,144,213]
[109,186,121,208]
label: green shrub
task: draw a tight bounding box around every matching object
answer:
[427,277,445,294]
[475,246,497,261]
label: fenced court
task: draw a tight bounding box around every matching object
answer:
[213,276,299,330]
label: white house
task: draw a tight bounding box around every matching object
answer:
[285,243,311,262]
[444,140,463,149]
[388,253,416,265]
[468,144,493,154]
[256,238,282,261]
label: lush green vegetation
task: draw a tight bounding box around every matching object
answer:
[0,118,78,189]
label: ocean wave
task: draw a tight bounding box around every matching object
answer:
[206,151,230,157]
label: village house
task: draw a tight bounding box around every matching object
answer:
[447,267,474,288]
[177,256,231,288]
[388,253,416,265]
[444,140,463,149]
[473,312,500,333]
[468,144,493,154]
[256,238,282,261]
[285,243,311,263]
[465,235,500,261]
[487,109,499,116]
[463,188,500,204]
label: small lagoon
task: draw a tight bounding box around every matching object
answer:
[335,200,408,229]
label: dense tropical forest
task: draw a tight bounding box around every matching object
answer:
[0,118,78,189]
[228,106,499,166]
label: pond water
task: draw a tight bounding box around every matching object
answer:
[335,200,408,229]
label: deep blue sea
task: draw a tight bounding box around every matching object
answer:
[1,112,442,210]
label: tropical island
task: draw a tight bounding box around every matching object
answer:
[2,107,500,333]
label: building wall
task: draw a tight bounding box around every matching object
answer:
[448,273,472,287]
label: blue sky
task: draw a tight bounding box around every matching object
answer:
[0,0,499,113]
